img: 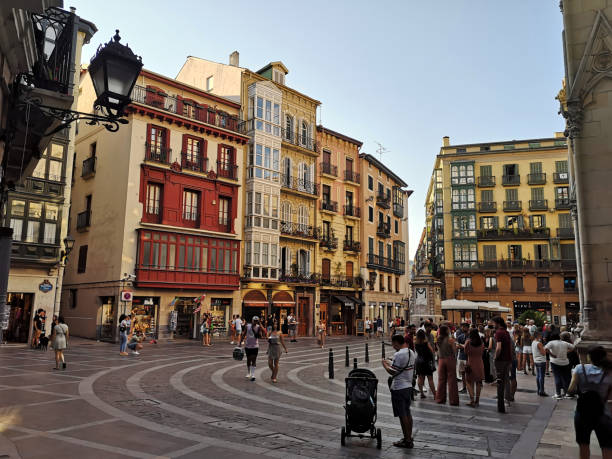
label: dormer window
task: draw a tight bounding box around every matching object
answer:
[273,69,285,85]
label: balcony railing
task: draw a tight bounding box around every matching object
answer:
[478,176,496,187]
[279,272,319,284]
[503,200,522,211]
[343,205,360,218]
[321,200,338,212]
[145,143,171,164]
[555,198,571,210]
[319,236,338,250]
[280,173,318,196]
[366,253,405,274]
[131,85,244,134]
[393,203,404,218]
[557,227,575,239]
[343,240,361,252]
[319,275,361,288]
[454,259,577,272]
[216,161,238,180]
[181,152,208,172]
[529,199,548,211]
[478,201,497,213]
[81,156,96,178]
[280,222,319,239]
[478,227,550,240]
[502,175,520,186]
[528,173,546,185]
[76,210,91,231]
[376,222,391,238]
[321,162,338,177]
[344,170,360,183]
[553,172,569,184]
[376,193,391,209]
[485,286,499,292]
[281,128,316,152]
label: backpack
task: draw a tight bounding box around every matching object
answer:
[576,364,606,418]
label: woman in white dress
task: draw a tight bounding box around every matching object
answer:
[51,316,69,370]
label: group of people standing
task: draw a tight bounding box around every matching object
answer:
[30,309,69,370]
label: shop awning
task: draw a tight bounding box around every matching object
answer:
[243,301,269,307]
[333,295,353,307]
[273,301,295,306]
[441,299,509,313]
[347,296,364,305]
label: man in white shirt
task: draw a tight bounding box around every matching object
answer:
[235,316,243,345]
[382,334,415,449]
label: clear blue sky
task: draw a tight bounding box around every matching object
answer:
[69,0,565,259]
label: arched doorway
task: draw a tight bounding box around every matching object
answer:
[272,291,294,334]
[242,290,268,322]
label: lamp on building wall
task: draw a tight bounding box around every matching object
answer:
[61,235,75,262]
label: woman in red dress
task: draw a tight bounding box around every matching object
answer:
[464,328,485,407]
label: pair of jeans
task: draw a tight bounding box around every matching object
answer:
[119,333,127,353]
[535,362,546,394]
[550,362,571,396]
[495,360,511,412]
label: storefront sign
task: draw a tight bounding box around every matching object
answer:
[39,280,53,293]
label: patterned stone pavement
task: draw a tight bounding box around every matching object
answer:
[0,336,574,458]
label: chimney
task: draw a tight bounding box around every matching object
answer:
[229,51,239,67]
[442,136,450,147]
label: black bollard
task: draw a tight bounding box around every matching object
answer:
[365,342,369,363]
[382,341,385,359]
[345,345,349,367]
[328,349,334,379]
[353,357,358,370]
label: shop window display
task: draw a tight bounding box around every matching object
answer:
[131,297,159,339]
[99,296,115,341]
[210,298,230,335]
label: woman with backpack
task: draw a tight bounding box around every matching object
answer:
[568,345,612,459]
[241,316,266,381]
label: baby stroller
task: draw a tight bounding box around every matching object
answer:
[341,368,381,449]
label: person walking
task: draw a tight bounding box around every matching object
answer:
[287,313,297,342]
[236,316,243,345]
[241,316,265,381]
[435,325,459,406]
[317,319,326,349]
[545,330,575,399]
[414,329,436,399]
[493,316,513,413]
[376,316,383,338]
[230,315,237,344]
[464,329,484,407]
[521,327,534,375]
[568,345,612,459]
[365,318,372,339]
[482,327,495,383]
[118,314,131,356]
[200,313,210,347]
[532,331,548,396]
[455,323,469,394]
[382,334,416,449]
[51,316,69,370]
[513,324,523,372]
[267,323,288,383]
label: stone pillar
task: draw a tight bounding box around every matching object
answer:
[560,4,612,350]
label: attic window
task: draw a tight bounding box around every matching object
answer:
[273,69,284,85]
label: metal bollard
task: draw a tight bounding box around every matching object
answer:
[365,342,369,363]
[382,341,385,359]
[328,349,334,379]
[345,345,349,367]
[353,357,358,370]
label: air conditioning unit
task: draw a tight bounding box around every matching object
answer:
[559,173,568,179]
[121,291,133,302]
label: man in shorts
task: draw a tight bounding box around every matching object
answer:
[287,313,297,342]
[455,323,469,393]
[382,334,416,449]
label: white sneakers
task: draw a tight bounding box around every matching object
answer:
[131,351,140,356]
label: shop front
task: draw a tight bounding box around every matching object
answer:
[272,291,294,333]
[131,296,160,339]
[565,302,580,327]
[326,294,361,335]
[242,290,269,323]
[513,301,552,322]
[210,297,231,335]
[174,297,197,339]
[5,293,34,343]
[99,296,116,341]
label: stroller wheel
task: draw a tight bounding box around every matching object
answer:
[341,426,346,446]
[376,428,382,449]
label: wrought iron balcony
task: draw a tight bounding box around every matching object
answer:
[320,200,338,213]
[76,210,91,231]
[453,258,577,272]
[555,198,571,210]
[557,227,575,239]
[478,227,550,240]
[343,240,361,252]
[278,272,320,284]
[344,170,360,183]
[478,201,497,213]
[81,156,96,178]
[321,162,337,177]
[503,200,522,212]
[376,193,390,209]
[280,222,319,239]
[553,172,569,184]
[280,127,316,151]
[343,205,360,218]
[502,175,520,186]
[319,275,361,288]
[145,142,171,164]
[478,176,496,187]
[376,222,391,238]
[528,173,546,185]
[366,253,405,274]
[280,173,318,196]
[319,235,338,250]
[131,85,244,134]
[529,199,548,211]
[217,161,238,180]
[181,152,207,172]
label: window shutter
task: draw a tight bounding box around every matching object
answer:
[493,216,499,228]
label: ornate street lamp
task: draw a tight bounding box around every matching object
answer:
[61,235,75,262]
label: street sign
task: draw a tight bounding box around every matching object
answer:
[39,280,53,293]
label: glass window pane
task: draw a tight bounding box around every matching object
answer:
[45,204,59,220]
[50,143,64,158]
[32,159,46,178]
[48,161,62,181]
[11,200,26,216]
[28,202,42,218]
[9,219,22,240]
[25,221,40,242]
[43,223,56,244]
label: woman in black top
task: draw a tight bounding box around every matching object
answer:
[415,329,437,399]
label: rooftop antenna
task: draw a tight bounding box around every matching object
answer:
[374,142,389,162]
